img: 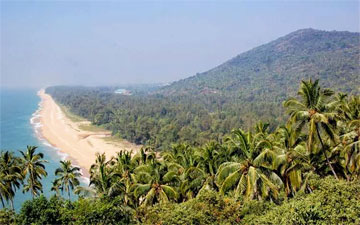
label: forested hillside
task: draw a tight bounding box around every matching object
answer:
[159,28,359,98]
[46,29,360,149]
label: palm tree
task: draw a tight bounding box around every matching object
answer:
[133,161,178,206]
[89,153,119,196]
[162,144,196,169]
[74,185,97,198]
[273,126,309,196]
[195,142,226,178]
[132,147,157,166]
[20,146,48,198]
[190,141,230,195]
[0,173,10,208]
[53,160,81,200]
[109,151,137,206]
[283,79,339,179]
[51,179,62,197]
[162,144,205,200]
[216,128,282,200]
[0,151,23,209]
[333,95,360,180]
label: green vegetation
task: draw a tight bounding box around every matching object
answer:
[0,146,48,210]
[52,160,81,200]
[20,146,48,199]
[1,79,359,224]
[140,178,360,224]
[46,29,360,149]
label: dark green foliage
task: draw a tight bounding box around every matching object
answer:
[68,198,135,225]
[46,29,359,149]
[242,176,360,224]
[137,190,242,225]
[0,208,16,225]
[140,177,360,225]
[16,196,135,225]
[17,195,68,225]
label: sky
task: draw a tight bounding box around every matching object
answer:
[1,1,359,88]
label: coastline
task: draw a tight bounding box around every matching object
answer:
[34,89,141,179]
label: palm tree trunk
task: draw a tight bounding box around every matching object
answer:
[31,171,35,199]
[0,197,5,208]
[316,124,338,180]
[68,189,71,201]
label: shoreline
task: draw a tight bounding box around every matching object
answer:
[35,89,141,179]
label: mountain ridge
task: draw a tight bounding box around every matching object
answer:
[157,28,360,99]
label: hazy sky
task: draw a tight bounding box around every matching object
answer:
[1,1,359,88]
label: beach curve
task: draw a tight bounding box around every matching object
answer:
[37,89,141,177]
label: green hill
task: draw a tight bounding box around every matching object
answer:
[46,29,360,149]
[158,28,359,100]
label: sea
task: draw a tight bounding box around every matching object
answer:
[0,88,84,211]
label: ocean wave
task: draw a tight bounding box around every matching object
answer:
[31,93,68,160]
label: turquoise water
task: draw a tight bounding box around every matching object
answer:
[0,88,81,211]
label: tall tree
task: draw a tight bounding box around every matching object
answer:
[0,151,23,209]
[333,95,360,179]
[53,160,81,200]
[20,146,48,198]
[273,126,309,196]
[283,79,339,179]
[216,128,283,200]
[133,161,178,206]
[89,153,119,196]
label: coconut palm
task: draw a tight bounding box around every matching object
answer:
[51,179,62,197]
[132,147,157,166]
[89,153,120,196]
[283,79,339,179]
[0,173,10,208]
[273,126,309,196]
[20,146,48,198]
[0,151,23,209]
[195,142,226,177]
[74,186,97,198]
[179,166,210,200]
[53,160,81,200]
[162,144,196,169]
[163,144,208,200]
[133,161,178,206]
[109,151,137,206]
[333,95,360,180]
[216,128,282,200]
[190,142,228,193]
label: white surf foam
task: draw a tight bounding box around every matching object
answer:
[31,89,90,185]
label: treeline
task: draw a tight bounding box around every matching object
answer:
[1,80,359,224]
[46,86,284,149]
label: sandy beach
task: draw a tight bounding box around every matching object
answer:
[38,89,141,177]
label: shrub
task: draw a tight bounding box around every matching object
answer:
[0,208,16,225]
[242,176,360,224]
[17,195,69,225]
[138,190,242,225]
[69,198,135,225]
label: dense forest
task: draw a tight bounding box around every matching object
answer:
[46,29,360,150]
[1,80,360,224]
